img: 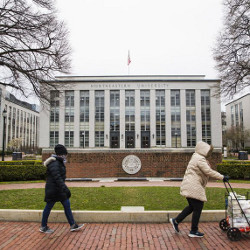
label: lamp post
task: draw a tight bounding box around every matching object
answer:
[81,131,85,148]
[175,132,178,148]
[2,108,7,161]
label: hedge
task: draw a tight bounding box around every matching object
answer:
[217,163,250,179]
[0,160,46,181]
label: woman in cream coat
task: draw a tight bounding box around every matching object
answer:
[170,141,228,238]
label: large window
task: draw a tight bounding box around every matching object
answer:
[65,90,74,122]
[156,90,165,146]
[110,91,120,131]
[171,90,181,147]
[95,90,104,147]
[110,90,120,148]
[140,90,150,148]
[125,90,135,131]
[125,90,135,148]
[201,90,211,144]
[235,104,239,127]
[50,90,60,147]
[80,91,89,148]
[186,90,196,147]
[65,90,74,147]
[65,131,74,148]
[140,90,150,131]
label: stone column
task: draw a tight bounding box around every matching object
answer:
[211,87,222,147]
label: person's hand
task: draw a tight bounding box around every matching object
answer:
[64,187,71,198]
[223,175,229,182]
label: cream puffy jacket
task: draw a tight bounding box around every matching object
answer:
[180,141,224,202]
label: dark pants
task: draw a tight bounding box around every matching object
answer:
[175,198,204,232]
[41,199,75,227]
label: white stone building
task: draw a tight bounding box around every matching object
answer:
[0,86,39,151]
[225,93,250,148]
[40,75,222,150]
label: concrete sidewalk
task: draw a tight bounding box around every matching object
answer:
[0,180,250,190]
[0,222,249,250]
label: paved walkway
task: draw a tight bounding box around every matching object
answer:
[0,180,249,190]
[0,222,249,250]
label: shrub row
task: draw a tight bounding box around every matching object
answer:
[0,160,41,166]
[217,163,250,179]
[0,161,46,181]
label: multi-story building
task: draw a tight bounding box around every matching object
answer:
[225,93,250,148]
[0,86,39,152]
[41,75,222,178]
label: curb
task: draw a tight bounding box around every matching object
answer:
[0,209,225,223]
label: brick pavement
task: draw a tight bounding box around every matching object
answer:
[0,222,249,250]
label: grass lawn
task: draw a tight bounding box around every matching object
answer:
[0,187,249,210]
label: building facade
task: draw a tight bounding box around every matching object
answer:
[41,75,222,178]
[0,86,39,152]
[225,93,250,148]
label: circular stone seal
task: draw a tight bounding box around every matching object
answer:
[122,155,141,174]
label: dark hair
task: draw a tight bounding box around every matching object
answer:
[54,144,68,155]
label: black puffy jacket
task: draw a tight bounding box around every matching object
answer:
[44,156,71,202]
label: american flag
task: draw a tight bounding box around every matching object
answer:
[127,50,131,65]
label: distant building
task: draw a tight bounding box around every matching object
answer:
[225,93,250,148]
[0,86,40,151]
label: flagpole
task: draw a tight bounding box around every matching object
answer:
[127,50,130,75]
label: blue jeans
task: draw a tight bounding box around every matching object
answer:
[41,199,75,227]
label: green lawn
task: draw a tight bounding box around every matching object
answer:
[0,187,249,210]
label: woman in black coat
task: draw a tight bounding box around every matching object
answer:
[40,144,83,233]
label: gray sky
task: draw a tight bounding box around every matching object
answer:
[55,0,224,78]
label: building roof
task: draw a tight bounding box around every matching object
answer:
[52,75,220,83]
[225,93,250,106]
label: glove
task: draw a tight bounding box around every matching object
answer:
[223,175,229,182]
[64,187,71,198]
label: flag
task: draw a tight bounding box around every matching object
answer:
[127,50,131,66]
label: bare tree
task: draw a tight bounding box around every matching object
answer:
[213,0,250,99]
[0,0,71,102]
[224,125,250,150]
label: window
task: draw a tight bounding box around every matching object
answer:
[110,91,120,131]
[186,90,196,147]
[95,91,104,147]
[156,90,165,146]
[125,90,135,131]
[171,90,181,147]
[140,90,150,131]
[65,91,74,122]
[65,131,74,148]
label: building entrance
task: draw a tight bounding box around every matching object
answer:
[141,131,150,148]
[110,131,120,148]
[125,131,135,148]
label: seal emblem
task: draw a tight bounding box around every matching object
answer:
[122,155,141,174]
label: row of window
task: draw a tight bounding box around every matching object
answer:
[5,105,39,147]
[50,89,211,148]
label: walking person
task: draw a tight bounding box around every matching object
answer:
[40,144,84,233]
[170,141,229,238]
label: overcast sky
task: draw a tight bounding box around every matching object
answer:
[55,0,225,78]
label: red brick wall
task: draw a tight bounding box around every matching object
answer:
[42,151,222,178]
